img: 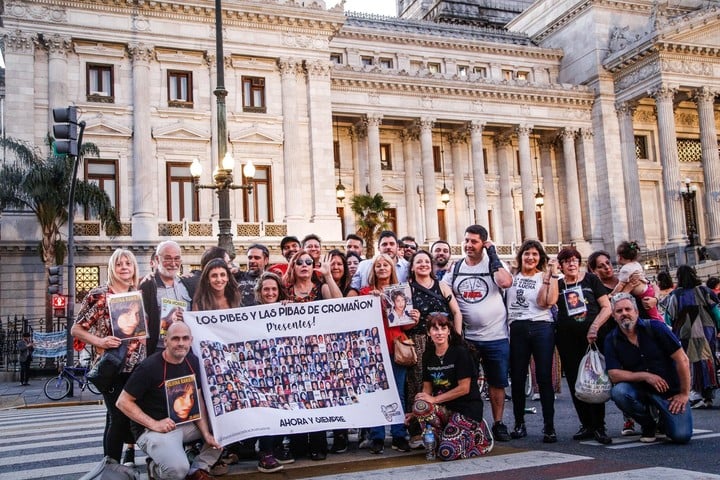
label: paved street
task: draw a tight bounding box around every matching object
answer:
[1,384,719,479]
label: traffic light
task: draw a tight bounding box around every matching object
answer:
[52,106,79,156]
[52,294,67,318]
[48,266,63,295]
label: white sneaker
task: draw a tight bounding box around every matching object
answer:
[531,393,540,401]
[689,390,702,402]
[408,435,424,449]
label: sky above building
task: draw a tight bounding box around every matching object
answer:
[342,0,397,16]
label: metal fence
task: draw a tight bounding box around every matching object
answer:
[0,315,68,371]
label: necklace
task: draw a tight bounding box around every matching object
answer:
[436,347,448,365]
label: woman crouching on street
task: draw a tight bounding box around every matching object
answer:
[413,312,493,460]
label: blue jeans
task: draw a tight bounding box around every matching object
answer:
[466,338,509,388]
[509,321,555,428]
[370,360,408,441]
[611,382,693,444]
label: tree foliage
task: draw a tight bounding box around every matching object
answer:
[350,193,390,258]
[0,137,121,326]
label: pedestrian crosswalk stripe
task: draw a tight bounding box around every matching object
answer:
[561,467,720,479]
[302,451,593,480]
[2,421,104,436]
[0,433,105,452]
[13,462,105,480]
[1,428,104,446]
[0,446,103,467]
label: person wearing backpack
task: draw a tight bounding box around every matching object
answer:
[441,225,513,442]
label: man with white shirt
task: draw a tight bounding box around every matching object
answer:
[350,231,409,290]
[441,225,513,441]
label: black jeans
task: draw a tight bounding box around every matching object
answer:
[555,321,609,431]
[101,373,134,461]
[510,321,555,428]
[19,359,31,384]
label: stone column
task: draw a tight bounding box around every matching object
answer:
[576,128,604,248]
[449,131,467,241]
[353,122,368,196]
[419,118,439,242]
[129,44,157,241]
[695,87,720,246]
[366,114,383,195]
[45,35,71,127]
[469,121,489,228]
[539,139,559,244]
[516,125,537,239]
[495,134,514,244]
[616,101,646,247]
[306,60,341,237]
[560,128,584,244]
[4,30,36,142]
[401,128,420,237]
[279,58,303,225]
[651,85,686,246]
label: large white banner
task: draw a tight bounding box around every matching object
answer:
[184,296,404,446]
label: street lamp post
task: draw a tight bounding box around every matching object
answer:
[680,177,699,247]
[190,0,254,256]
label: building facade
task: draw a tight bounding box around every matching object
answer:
[1,0,719,320]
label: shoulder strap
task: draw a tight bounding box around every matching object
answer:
[452,258,464,279]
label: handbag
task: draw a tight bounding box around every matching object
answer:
[87,343,128,393]
[574,342,611,403]
[393,334,418,367]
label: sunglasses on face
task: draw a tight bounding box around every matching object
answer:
[295,259,314,266]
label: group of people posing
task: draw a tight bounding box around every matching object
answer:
[71,226,719,479]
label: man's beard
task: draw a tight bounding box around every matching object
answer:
[619,316,636,332]
[434,257,448,268]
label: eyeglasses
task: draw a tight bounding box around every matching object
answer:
[405,245,417,251]
[295,259,314,266]
[561,258,580,265]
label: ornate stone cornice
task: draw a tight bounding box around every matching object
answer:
[330,74,594,108]
[16,0,345,37]
[5,0,66,23]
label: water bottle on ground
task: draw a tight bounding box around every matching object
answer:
[423,424,436,460]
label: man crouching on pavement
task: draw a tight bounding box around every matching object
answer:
[603,292,692,444]
[117,322,222,479]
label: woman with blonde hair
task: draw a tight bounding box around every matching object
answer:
[71,248,144,463]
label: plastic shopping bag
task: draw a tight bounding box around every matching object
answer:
[574,343,611,403]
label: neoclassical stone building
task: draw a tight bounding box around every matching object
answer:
[1,0,719,319]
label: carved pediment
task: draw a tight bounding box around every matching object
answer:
[230,127,283,144]
[659,17,720,48]
[83,120,132,138]
[152,123,210,141]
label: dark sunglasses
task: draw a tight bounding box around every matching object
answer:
[295,259,314,266]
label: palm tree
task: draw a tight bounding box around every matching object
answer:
[350,193,390,258]
[0,137,121,330]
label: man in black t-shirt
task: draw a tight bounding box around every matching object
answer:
[117,322,221,480]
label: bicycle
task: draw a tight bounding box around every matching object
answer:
[43,362,101,400]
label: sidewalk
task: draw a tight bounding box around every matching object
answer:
[0,374,104,409]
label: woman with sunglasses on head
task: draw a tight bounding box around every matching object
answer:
[349,254,417,454]
[282,249,342,461]
[555,247,613,444]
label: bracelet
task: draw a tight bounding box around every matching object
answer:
[551,274,560,278]
[543,281,550,285]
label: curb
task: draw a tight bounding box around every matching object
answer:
[21,399,105,409]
